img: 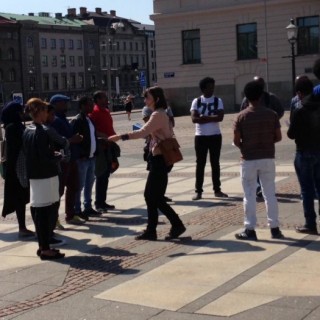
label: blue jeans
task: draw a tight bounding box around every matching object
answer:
[74,157,96,213]
[294,151,320,228]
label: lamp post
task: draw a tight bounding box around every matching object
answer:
[286,19,298,96]
[105,20,124,110]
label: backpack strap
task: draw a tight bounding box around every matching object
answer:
[197,97,201,109]
[213,96,219,111]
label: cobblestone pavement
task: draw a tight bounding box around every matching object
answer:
[0,111,319,320]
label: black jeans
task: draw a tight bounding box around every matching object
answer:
[195,134,222,194]
[31,204,56,251]
[95,163,111,208]
[144,155,183,233]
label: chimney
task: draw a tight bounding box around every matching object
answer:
[55,13,62,19]
[39,12,50,17]
[28,13,34,16]
[95,7,102,14]
[67,8,76,17]
[110,10,116,17]
[80,7,87,15]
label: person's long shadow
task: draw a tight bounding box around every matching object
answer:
[59,246,139,275]
[173,200,237,208]
[167,238,265,258]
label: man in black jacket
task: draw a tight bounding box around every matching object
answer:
[72,96,100,220]
[288,78,320,235]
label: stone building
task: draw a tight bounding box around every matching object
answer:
[152,0,320,114]
[0,17,22,104]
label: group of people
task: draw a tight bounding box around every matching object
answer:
[2,58,320,259]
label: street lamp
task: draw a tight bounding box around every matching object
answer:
[105,20,124,110]
[286,19,298,96]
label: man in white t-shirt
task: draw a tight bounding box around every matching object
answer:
[190,77,228,200]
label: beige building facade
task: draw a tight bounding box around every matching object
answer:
[152,0,320,114]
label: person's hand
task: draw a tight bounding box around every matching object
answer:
[69,134,83,144]
[108,135,120,142]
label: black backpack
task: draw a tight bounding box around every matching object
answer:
[197,96,219,115]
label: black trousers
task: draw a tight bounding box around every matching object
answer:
[144,155,183,232]
[31,204,56,251]
[194,134,222,194]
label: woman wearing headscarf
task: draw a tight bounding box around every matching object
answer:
[1,101,34,238]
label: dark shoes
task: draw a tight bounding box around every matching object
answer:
[165,225,186,240]
[271,227,284,239]
[235,229,258,241]
[214,191,228,198]
[135,230,157,241]
[192,193,202,201]
[83,208,102,217]
[96,203,115,213]
[295,225,318,235]
[40,251,65,260]
[164,196,173,202]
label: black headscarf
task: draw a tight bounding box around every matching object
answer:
[1,101,24,128]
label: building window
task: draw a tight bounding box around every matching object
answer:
[29,76,35,91]
[117,56,121,67]
[61,74,67,89]
[130,42,133,51]
[60,55,66,67]
[141,43,145,51]
[69,56,75,67]
[69,39,74,49]
[41,38,47,49]
[0,48,2,60]
[52,56,57,67]
[43,75,49,90]
[88,40,94,49]
[90,75,96,88]
[77,40,82,49]
[50,39,57,49]
[150,40,154,48]
[142,56,145,67]
[78,56,83,66]
[42,55,48,66]
[59,39,65,49]
[28,55,35,67]
[9,69,16,81]
[116,42,120,50]
[237,23,257,60]
[123,54,127,65]
[182,29,201,64]
[52,75,59,90]
[135,42,139,51]
[102,55,107,68]
[297,16,319,55]
[78,74,84,88]
[8,48,14,61]
[0,69,3,81]
[123,42,127,50]
[27,36,33,48]
[70,75,76,89]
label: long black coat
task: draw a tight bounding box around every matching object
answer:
[2,123,29,217]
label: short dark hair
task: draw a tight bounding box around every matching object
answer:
[313,59,320,80]
[244,81,264,102]
[93,91,106,103]
[295,77,314,96]
[199,77,215,92]
[144,86,167,109]
[78,96,91,109]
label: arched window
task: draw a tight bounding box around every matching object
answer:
[9,69,16,82]
[27,36,33,48]
[8,48,14,60]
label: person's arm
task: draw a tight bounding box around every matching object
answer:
[270,94,284,119]
[274,127,282,143]
[108,112,162,142]
[233,129,242,148]
[191,109,224,124]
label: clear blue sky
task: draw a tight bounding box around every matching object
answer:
[0,0,154,24]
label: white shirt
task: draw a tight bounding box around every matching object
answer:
[190,95,224,136]
[87,117,96,158]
